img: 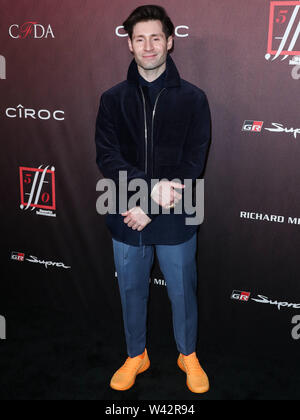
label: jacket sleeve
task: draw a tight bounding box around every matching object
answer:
[95,93,158,220]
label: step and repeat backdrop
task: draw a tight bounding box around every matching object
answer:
[1,0,300,358]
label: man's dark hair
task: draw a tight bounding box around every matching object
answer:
[123,4,175,46]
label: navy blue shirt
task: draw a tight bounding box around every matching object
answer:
[137,69,167,215]
[138,70,167,107]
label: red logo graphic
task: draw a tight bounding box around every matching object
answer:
[242,120,264,132]
[231,290,251,302]
[266,1,300,61]
[11,252,25,262]
[20,165,56,215]
[17,22,38,39]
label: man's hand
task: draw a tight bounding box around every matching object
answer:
[121,206,152,231]
[151,180,185,209]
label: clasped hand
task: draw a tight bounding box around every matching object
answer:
[121,180,185,232]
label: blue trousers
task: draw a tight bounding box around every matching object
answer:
[112,232,198,358]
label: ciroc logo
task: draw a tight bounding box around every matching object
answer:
[115,25,189,37]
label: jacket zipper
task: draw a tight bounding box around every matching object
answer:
[139,85,166,245]
[139,86,166,176]
[151,88,166,177]
[139,86,148,174]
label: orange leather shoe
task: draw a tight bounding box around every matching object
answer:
[110,349,150,391]
[178,352,210,394]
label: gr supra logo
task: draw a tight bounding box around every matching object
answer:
[11,252,25,262]
[19,165,56,217]
[242,120,300,139]
[265,1,300,79]
[11,251,71,270]
[231,290,300,311]
[9,22,55,39]
[231,291,251,302]
[242,121,264,132]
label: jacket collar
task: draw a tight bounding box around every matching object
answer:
[127,53,181,88]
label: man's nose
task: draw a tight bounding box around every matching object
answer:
[144,39,154,51]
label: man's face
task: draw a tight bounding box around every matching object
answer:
[128,20,173,71]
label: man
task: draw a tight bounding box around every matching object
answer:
[95,5,211,394]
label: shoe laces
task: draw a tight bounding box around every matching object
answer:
[182,354,203,374]
[119,356,143,373]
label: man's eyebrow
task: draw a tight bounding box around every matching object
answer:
[133,33,163,39]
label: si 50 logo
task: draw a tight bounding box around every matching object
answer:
[242,121,264,132]
[265,1,300,62]
[19,165,56,217]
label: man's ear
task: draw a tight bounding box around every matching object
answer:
[128,36,133,53]
[167,35,174,51]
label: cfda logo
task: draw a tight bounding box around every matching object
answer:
[0,55,6,79]
[9,22,55,39]
[0,315,6,340]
